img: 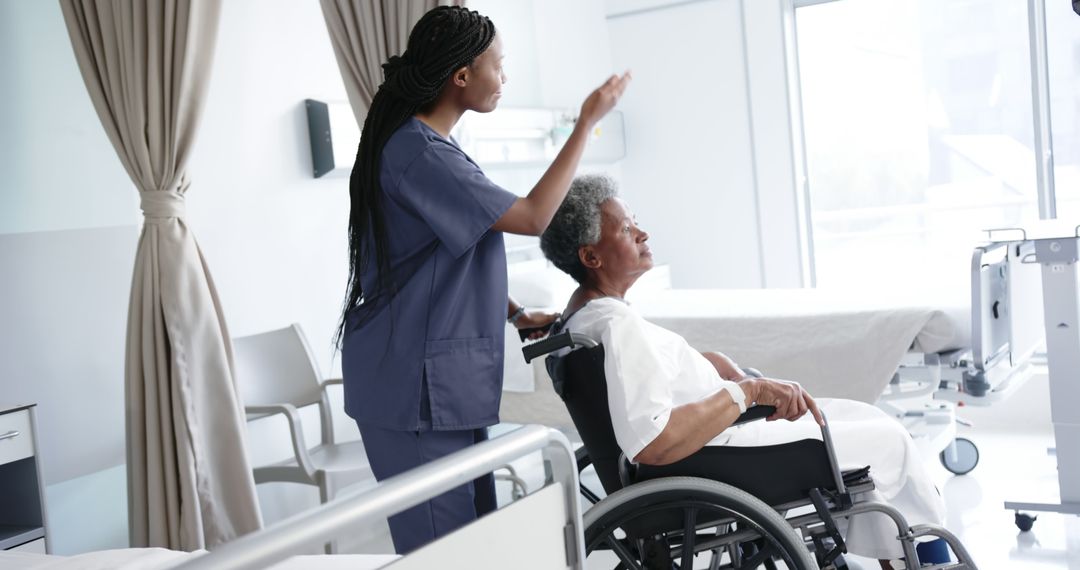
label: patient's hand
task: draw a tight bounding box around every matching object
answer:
[741,377,824,426]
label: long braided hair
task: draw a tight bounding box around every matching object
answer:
[337,6,496,346]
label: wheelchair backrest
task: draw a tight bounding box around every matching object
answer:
[545,344,632,496]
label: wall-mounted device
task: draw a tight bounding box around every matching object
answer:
[304,99,360,178]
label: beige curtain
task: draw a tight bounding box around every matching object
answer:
[319,0,463,125]
[59,0,262,550]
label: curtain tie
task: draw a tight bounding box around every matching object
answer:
[139,190,186,219]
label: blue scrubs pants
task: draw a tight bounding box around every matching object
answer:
[358,424,497,554]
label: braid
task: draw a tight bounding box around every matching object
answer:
[337,6,496,346]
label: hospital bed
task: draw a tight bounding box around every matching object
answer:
[0,425,584,570]
[502,241,1045,476]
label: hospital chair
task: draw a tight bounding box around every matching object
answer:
[233,324,375,554]
[232,324,527,547]
[523,331,977,570]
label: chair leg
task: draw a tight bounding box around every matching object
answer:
[319,479,333,503]
[319,480,337,554]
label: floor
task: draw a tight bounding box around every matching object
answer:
[333,427,1080,569]
[897,429,1080,570]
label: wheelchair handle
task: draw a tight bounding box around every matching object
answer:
[733,405,776,426]
[522,330,599,363]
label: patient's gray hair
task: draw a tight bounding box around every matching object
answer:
[540,174,619,284]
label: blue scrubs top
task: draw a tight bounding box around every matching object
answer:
[342,117,518,432]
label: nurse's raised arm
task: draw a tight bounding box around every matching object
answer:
[492,71,632,236]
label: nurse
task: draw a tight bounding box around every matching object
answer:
[337,6,630,554]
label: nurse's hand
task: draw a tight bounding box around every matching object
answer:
[579,71,632,128]
[515,309,561,340]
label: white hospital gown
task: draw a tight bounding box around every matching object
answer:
[561,297,946,560]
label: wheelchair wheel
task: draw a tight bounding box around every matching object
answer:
[583,476,815,570]
[939,437,978,475]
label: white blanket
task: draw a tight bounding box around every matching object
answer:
[630,288,969,403]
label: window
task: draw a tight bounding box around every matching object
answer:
[1047,0,1080,219]
[794,0,1042,291]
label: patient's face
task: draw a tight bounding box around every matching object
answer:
[590,198,653,281]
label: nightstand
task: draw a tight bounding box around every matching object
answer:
[0,404,49,553]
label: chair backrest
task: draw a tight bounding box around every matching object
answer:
[545,345,629,496]
[233,324,323,408]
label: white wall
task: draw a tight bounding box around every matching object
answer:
[602,0,805,289]
[0,226,135,484]
[0,3,138,235]
[607,0,763,288]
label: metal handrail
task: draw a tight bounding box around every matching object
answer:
[176,425,583,570]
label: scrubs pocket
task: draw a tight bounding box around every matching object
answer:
[424,337,501,428]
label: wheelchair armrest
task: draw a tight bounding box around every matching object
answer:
[521,331,600,363]
[522,331,575,363]
[732,405,776,426]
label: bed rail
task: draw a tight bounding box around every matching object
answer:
[175,425,583,570]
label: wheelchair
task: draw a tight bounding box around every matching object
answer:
[523,330,978,569]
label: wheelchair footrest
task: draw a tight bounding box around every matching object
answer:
[842,465,871,487]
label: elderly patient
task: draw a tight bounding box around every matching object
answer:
[538,175,946,564]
